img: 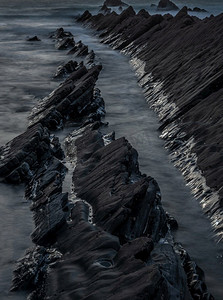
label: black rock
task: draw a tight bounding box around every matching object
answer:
[76,10,92,22]
[67,40,89,56]
[193,7,208,13]
[104,0,128,7]
[27,36,41,41]
[85,49,95,65]
[28,65,102,130]
[157,0,179,10]
[11,246,62,292]
[54,60,78,78]
[56,37,75,50]
[73,125,167,242]
[50,27,73,39]
[99,3,111,15]
[0,123,51,183]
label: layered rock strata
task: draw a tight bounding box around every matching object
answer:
[0,23,213,300]
[77,5,223,240]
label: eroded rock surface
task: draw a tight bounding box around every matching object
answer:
[78,4,223,240]
[0,124,53,183]
[5,14,215,300]
[28,65,102,130]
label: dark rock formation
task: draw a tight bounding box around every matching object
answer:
[54,60,78,78]
[29,158,68,245]
[188,7,208,13]
[73,126,167,242]
[11,246,62,292]
[104,0,128,7]
[175,243,214,300]
[56,37,75,50]
[67,40,89,56]
[27,36,41,41]
[28,65,102,130]
[0,124,53,183]
[78,5,223,241]
[40,124,187,299]
[157,0,179,11]
[76,10,92,23]
[99,3,111,15]
[85,49,95,65]
[44,202,185,300]
[6,11,216,299]
[50,27,73,39]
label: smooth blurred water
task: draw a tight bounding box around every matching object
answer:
[0,1,223,299]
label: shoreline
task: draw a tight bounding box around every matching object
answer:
[77,5,223,242]
[0,4,222,299]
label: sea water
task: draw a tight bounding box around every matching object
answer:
[0,1,223,299]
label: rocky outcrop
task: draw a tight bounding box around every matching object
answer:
[188,7,208,13]
[67,40,89,56]
[104,0,128,7]
[49,27,73,39]
[0,124,57,184]
[28,65,103,130]
[99,3,111,15]
[27,36,41,41]
[78,5,223,241]
[73,126,167,242]
[157,0,179,11]
[54,60,78,78]
[3,8,216,299]
[43,124,187,300]
[6,23,191,299]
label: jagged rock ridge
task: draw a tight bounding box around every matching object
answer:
[77,4,223,242]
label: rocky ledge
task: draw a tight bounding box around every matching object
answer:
[77,5,223,241]
[0,23,214,299]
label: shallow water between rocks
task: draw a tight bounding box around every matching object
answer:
[0,4,223,299]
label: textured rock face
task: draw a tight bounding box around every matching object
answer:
[54,60,78,78]
[0,124,52,183]
[43,124,187,300]
[73,126,167,243]
[5,13,215,300]
[99,3,111,15]
[157,0,179,10]
[28,65,102,130]
[78,5,223,240]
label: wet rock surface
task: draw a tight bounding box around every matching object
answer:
[78,4,223,240]
[28,64,102,130]
[53,60,78,78]
[73,125,167,243]
[0,124,52,184]
[43,124,187,300]
[0,18,214,300]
